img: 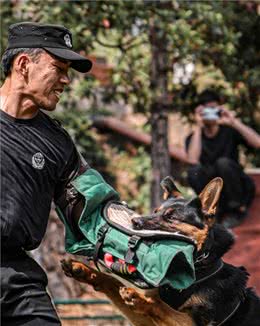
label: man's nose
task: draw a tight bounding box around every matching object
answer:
[60,73,71,85]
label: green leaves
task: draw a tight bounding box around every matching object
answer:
[2,0,259,169]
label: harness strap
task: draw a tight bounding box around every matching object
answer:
[194,259,224,285]
[55,153,89,239]
[124,235,141,264]
[93,224,110,269]
[159,259,224,310]
[216,299,241,326]
[160,259,244,326]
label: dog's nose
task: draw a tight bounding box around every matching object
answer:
[132,217,144,230]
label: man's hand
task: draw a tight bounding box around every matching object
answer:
[218,106,236,126]
[218,106,260,148]
[187,105,204,165]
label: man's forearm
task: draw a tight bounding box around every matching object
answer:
[187,126,202,164]
[232,119,260,149]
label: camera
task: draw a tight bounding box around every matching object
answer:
[201,107,221,121]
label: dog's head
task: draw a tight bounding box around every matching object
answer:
[132,177,224,251]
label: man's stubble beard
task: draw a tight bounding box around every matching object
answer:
[36,98,57,112]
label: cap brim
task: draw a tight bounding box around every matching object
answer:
[44,47,92,73]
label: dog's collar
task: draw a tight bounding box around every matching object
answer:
[194,259,224,285]
[159,259,224,310]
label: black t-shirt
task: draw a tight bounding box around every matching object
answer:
[185,126,247,166]
[0,110,79,250]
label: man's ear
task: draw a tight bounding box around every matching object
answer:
[199,177,223,216]
[160,176,183,200]
[14,53,31,77]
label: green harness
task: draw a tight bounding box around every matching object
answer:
[56,168,196,290]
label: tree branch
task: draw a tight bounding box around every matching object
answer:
[95,37,123,49]
[95,34,139,51]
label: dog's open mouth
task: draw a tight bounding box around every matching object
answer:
[131,215,207,249]
[132,215,181,231]
[132,215,189,236]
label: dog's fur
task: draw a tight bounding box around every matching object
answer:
[61,177,260,326]
[62,259,194,326]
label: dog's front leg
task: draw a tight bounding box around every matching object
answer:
[61,259,103,290]
[61,259,159,326]
[120,287,195,326]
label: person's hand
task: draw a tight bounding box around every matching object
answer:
[194,105,204,127]
[218,106,236,126]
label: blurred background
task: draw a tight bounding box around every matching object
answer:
[1,0,260,324]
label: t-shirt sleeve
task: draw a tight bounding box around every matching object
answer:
[53,145,80,202]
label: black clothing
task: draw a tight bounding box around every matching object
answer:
[187,159,255,216]
[185,126,255,221]
[1,250,61,325]
[0,109,78,251]
[0,109,79,324]
[185,126,247,166]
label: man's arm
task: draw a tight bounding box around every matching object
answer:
[187,126,202,164]
[186,106,204,164]
[219,107,260,148]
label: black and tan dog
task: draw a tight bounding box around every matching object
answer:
[132,176,260,325]
[62,177,260,326]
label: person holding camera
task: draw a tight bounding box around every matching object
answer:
[185,90,260,227]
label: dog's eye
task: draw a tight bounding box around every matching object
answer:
[162,208,174,221]
[162,208,174,218]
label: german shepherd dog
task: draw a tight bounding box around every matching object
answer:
[61,177,260,326]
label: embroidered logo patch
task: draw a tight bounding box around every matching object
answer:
[64,34,72,48]
[32,152,45,170]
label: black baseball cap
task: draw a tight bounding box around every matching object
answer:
[6,22,92,73]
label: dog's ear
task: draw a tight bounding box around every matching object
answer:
[160,176,183,200]
[199,177,223,216]
[154,176,183,213]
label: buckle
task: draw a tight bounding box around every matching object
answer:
[195,251,210,264]
[124,235,141,264]
[128,235,141,249]
[97,224,109,240]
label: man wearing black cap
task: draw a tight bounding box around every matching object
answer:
[0,22,92,325]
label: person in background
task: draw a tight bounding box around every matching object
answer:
[185,89,260,227]
[0,22,92,325]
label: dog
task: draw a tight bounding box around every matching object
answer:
[61,177,260,326]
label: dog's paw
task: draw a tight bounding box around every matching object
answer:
[119,287,154,314]
[61,259,98,285]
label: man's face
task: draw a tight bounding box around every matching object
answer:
[25,51,71,111]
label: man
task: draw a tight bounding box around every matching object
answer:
[186,89,260,227]
[0,22,92,325]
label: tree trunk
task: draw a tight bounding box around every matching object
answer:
[149,22,171,209]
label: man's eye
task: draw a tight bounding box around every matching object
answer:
[54,65,64,73]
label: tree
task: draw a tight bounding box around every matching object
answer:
[1,0,259,204]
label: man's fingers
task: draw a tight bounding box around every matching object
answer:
[195,105,204,114]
